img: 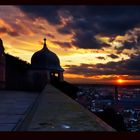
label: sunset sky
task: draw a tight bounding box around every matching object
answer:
[1,5,140,84]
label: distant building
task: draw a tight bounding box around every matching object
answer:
[0,39,5,89]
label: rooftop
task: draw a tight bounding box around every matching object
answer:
[17,84,115,131]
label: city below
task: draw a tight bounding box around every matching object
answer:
[75,84,140,132]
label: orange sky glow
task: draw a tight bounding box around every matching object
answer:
[1,6,140,84]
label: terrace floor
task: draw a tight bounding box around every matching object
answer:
[0,84,115,131]
[0,90,39,131]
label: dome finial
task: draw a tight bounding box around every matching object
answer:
[43,37,48,49]
[44,38,46,44]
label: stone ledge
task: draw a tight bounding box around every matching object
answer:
[18,84,115,131]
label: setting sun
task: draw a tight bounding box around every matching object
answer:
[117,79,124,84]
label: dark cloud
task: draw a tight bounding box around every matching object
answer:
[57,27,72,35]
[46,33,55,39]
[116,38,139,54]
[122,55,140,71]
[51,40,72,48]
[86,6,140,35]
[124,41,136,50]
[19,6,140,50]
[96,56,105,60]
[19,6,62,25]
[8,30,19,37]
[108,54,119,59]
[137,33,140,44]
[71,30,103,49]
[96,55,140,75]
[65,54,140,77]
[65,64,96,77]
[57,6,140,35]
[0,27,7,33]
[0,27,19,37]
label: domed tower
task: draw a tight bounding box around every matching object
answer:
[28,38,64,88]
[0,39,5,89]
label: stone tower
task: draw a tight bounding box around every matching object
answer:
[28,38,64,89]
[0,39,5,89]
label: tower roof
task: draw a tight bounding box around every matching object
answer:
[31,38,64,71]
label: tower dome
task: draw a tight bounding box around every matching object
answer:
[31,38,63,71]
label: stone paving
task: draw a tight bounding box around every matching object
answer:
[0,90,38,131]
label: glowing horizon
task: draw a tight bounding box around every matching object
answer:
[1,6,140,85]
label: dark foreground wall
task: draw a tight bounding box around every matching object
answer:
[5,54,43,91]
[51,78,79,99]
[5,54,30,90]
[95,107,127,131]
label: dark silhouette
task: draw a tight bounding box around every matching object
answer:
[51,76,79,99]
[95,107,127,131]
[5,54,30,90]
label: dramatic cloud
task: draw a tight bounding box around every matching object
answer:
[0,6,55,38]
[1,5,140,83]
[65,54,140,77]
[96,56,106,60]
[71,30,103,49]
[0,19,20,37]
[0,26,19,37]
[113,28,140,53]
[51,40,72,48]
[108,54,119,59]
[46,32,55,39]
[0,15,34,37]
[19,6,62,25]
[19,6,140,50]
[98,54,140,75]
